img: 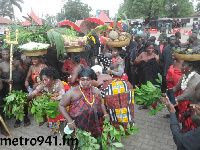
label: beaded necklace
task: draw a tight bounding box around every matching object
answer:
[79,86,95,107]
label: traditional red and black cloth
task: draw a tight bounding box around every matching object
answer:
[100,79,134,131]
[166,65,183,96]
[180,104,197,133]
[68,87,103,137]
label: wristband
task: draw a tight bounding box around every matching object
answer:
[67,120,75,125]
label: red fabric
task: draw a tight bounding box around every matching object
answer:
[85,17,104,25]
[68,87,103,137]
[48,113,64,122]
[183,30,191,36]
[180,105,197,133]
[109,22,122,29]
[100,36,106,44]
[62,58,87,73]
[148,29,158,34]
[166,65,183,97]
[172,28,181,34]
[151,102,157,109]
[112,73,128,81]
[160,45,164,53]
[112,57,120,64]
[58,20,81,32]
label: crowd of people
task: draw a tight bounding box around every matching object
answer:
[0,24,200,150]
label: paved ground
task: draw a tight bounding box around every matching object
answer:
[0,104,176,150]
[0,26,197,150]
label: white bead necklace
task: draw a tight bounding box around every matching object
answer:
[181,71,196,91]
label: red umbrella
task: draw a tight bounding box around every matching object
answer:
[58,20,81,32]
[85,17,105,25]
[109,22,122,29]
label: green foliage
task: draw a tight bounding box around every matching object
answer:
[74,128,100,150]
[0,16,78,57]
[163,0,193,18]
[0,0,24,19]
[31,94,59,123]
[197,3,200,13]
[3,90,27,121]
[118,0,193,20]
[100,118,139,150]
[135,73,165,115]
[148,103,165,116]
[56,0,92,23]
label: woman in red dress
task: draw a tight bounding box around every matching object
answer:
[62,53,87,83]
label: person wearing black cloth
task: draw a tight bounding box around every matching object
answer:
[149,36,161,57]
[160,35,176,93]
[175,32,181,47]
[134,42,160,85]
[125,35,139,86]
[160,97,200,150]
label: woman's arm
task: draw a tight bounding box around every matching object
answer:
[25,66,32,89]
[55,80,66,101]
[173,76,183,94]
[134,53,144,64]
[111,59,125,77]
[69,65,80,84]
[27,84,43,100]
[58,90,76,130]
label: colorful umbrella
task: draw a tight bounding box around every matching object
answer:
[58,20,81,32]
[109,22,122,29]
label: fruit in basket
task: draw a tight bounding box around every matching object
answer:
[118,35,125,41]
[64,42,70,46]
[62,35,86,47]
[108,30,119,40]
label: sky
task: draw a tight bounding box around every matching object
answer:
[14,0,124,21]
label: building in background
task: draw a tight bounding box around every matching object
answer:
[96,10,109,18]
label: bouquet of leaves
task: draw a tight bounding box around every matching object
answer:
[3,90,27,121]
[30,93,60,123]
[135,73,165,115]
[99,118,139,150]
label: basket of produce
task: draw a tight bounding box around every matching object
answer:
[63,35,86,53]
[19,42,50,56]
[65,45,84,53]
[104,31,131,47]
[174,48,200,61]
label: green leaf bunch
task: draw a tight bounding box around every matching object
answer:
[74,128,100,150]
[31,94,59,123]
[100,118,139,150]
[135,73,165,115]
[3,90,27,121]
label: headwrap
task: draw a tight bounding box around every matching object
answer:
[91,65,103,74]
[78,66,97,80]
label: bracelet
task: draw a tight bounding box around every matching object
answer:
[103,114,109,117]
[67,120,75,125]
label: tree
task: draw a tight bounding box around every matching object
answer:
[56,0,92,23]
[163,0,193,18]
[118,0,164,20]
[0,0,23,19]
[196,3,200,13]
[118,0,193,21]
[44,14,57,26]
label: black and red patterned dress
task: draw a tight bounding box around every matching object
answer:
[68,87,104,137]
